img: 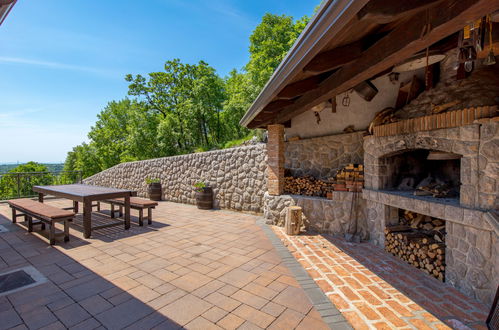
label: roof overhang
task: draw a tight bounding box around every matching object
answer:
[0,0,16,26]
[241,0,499,129]
[240,0,369,128]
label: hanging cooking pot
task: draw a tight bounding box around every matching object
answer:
[353,81,378,102]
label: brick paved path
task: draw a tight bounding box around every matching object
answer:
[0,201,328,330]
[273,227,489,330]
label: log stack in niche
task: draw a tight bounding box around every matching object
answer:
[284,164,364,197]
[385,210,446,281]
[284,176,331,197]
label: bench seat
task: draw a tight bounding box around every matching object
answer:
[99,197,158,226]
[8,199,73,245]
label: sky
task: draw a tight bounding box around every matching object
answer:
[0,0,315,164]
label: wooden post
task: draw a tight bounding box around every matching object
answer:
[285,206,303,235]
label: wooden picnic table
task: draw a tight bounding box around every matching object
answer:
[32,184,132,238]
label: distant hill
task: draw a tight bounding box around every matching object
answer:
[0,163,64,173]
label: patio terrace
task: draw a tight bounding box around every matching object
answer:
[0,199,491,329]
[0,200,329,330]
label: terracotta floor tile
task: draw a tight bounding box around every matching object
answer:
[260,302,286,318]
[232,304,275,329]
[159,294,212,326]
[202,306,228,323]
[205,292,241,312]
[216,313,245,330]
[185,316,223,330]
[272,286,312,315]
[296,315,330,330]
[268,308,305,330]
[170,272,212,292]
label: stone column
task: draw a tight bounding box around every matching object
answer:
[267,124,284,195]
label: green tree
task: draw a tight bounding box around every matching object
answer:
[126,59,226,152]
[246,13,310,90]
[63,143,101,179]
[0,162,53,199]
[222,69,254,139]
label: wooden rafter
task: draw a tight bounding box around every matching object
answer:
[358,0,442,23]
[276,76,323,100]
[266,0,499,125]
[303,41,363,74]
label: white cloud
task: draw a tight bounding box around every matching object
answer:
[0,56,119,77]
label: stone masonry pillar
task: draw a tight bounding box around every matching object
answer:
[267,124,284,195]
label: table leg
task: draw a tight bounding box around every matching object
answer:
[38,193,44,203]
[83,202,92,238]
[124,196,130,230]
[73,201,79,213]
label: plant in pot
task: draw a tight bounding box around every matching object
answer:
[145,177,162,201]
[194,181,213,210]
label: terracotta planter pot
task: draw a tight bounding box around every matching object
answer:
[195,187,213,210]
[148,182,162,201]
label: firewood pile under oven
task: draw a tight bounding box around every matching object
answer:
[385,210,446,281]
[284,164,364,197]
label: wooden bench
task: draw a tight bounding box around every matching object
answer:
[7,199,73,245]
[98,197,158,226]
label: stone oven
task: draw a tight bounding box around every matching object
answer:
[363,110,498,305]
[381,149,461,199]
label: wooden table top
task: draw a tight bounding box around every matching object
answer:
[33,184,132,201]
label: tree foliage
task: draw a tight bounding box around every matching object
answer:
[64,11,310,178]
[0,162,53,199]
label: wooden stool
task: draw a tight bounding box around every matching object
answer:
[285,206,303,235]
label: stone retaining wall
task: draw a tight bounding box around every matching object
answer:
[263,192,368,239]
[84,144,267,213]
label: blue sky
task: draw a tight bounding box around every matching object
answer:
[0,0,315,164]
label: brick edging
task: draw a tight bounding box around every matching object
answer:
[256,218,353,330]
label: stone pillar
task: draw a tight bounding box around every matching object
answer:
[267,124,284,195]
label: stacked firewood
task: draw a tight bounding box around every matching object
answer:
[332,164,364,192]
[385,210,446,281]
[284,164,365,197]
[284,176,332,197]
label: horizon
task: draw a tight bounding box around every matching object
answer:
[0,0,314,164]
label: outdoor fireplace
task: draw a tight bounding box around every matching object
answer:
[363,120,498,305]
[381,149,461,199]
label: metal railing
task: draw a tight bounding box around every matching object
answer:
[0,170,82,201]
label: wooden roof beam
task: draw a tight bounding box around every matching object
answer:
[358,0,442,24]
[271,0,499,125]
[275,76,323,100]
[303,41,363,74]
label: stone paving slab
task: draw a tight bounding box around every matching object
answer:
[0,200,329,329]
[272,226,490,330]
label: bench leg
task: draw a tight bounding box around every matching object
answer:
[119,206,123,218]
[111,204,115,218]
[12,208,16,223]
[41,222,46,231]
[64,219,70,242]
[73,201,79,214]
[27,216,33,232]
[49,221,55,245]
[97,202,101,212]
[147,208,152,225]
[139,209,143,226]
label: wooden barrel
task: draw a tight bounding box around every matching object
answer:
[195,187,213,209]
[147,183,162,201]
